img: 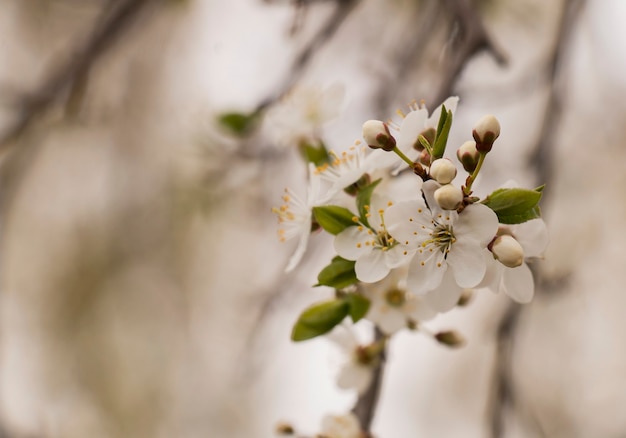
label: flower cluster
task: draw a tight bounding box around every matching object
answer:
[272,98,548,436]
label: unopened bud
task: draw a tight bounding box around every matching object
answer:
[456,140,480,173]
[275,422,295,435]
[490,235,524,268]
[362,120,396,151]
[472,114,500,153]
[457,289,474,307]
[434,184,463,210]
[429,158,457,184]
[435,330,465,347]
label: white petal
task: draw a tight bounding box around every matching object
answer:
[453,203,499,246]
[422,180,443,216]
[397,108,429,152]
[478,252,503,292]
[513,219,549,258]
[406,253,447,295]
[423,270,463,312]
[404,295,437,321]
[384,245,411,269]
[334,227,370,261]
[385,200,431,243]
[446,243,488,288]
[502,262,535,303]
[375,309,407,334]
[355,250,390,283]
[337,362,372,394]
[284,224,311,272]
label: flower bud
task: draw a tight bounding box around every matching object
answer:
[490,235,524,268]
[472,114,500,153]
[456,140,480,173]
[429,158,457,184]
[434,184,463,210]
[435,330,465,347]
[362,120,396,151]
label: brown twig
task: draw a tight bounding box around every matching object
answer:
[0,0,157,149]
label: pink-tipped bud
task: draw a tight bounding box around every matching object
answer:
[489,235,524,268]
[456,140,480,173]
[362,120,396,151]
[434,184,463,210]
[472,115,500,153]
[429,158,457,184]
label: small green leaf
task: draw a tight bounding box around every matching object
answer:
[300,142,330,167]
[317,256,358,289]
[218,111,259,136]
[291,299,350,341]
[534,184,546,193]
[312,205,357,235]
[482,187,543,224]
[356,178,382,227]
[346,293,371,323]
[497,205,542,225]
[432,108,453,160]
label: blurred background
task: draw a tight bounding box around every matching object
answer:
[0,0,625,437]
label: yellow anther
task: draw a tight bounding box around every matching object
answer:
[387,201,393,206]
[418,208,423,213]
[421,261,425,266]
[409,218,413,222]
[357,243,362,248]
[352,216,359,222]
[378,209,384,214]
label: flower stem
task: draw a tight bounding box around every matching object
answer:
[392,146,415,168]
[464,152,487,195]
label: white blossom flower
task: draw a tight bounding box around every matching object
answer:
[319,413,361,438]
[265,84,345,147]
[272,163,322,272]
[360,268,436,334]
[481,218,549,303]
[315,142,389,203]
[327,327,376,395]
[385,180,498,301]
[334,193,408,283]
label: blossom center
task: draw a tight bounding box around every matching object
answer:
[384,289,406,307]
[422,224,456,256]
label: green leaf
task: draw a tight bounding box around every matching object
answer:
[312,205,357,235]
[432,108,453,160]
[317,256,358,289]
[300,142,330,167]
[291,299,350,341]
[356,178,382,227]
[218,111,259,136]
[346,293,371,323]
[482,187,543,224]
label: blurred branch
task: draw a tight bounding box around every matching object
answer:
[351,328,386,436]
[488,2,585,437]
[256,0,359,113]
[0,0,158,150]
[375,0,444,114]
[531,0,585,199]
[431,0,508,107]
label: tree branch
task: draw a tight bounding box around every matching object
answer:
[0,0,158,149]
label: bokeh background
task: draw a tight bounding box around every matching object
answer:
[0,0,625,437]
